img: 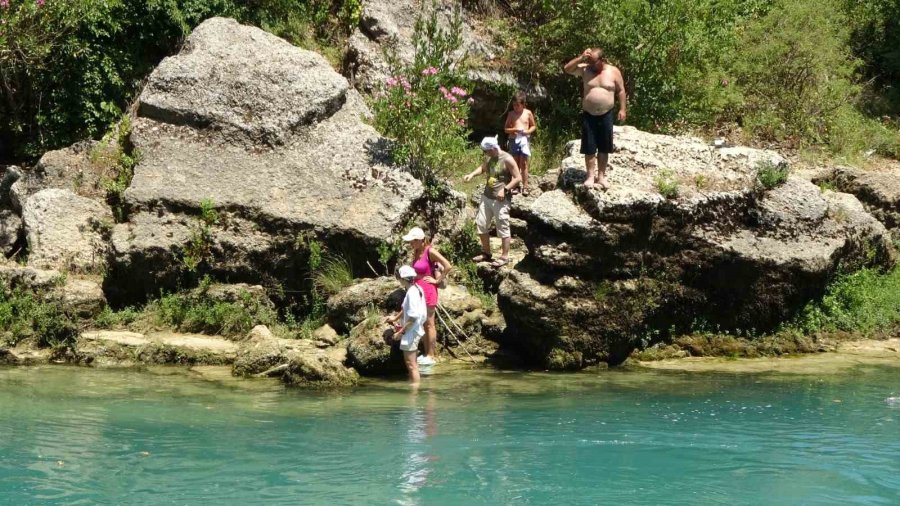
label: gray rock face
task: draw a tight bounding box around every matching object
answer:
[109,18,424,302]
[10,141,116,211]
[233,325,357,387]
[500,129,897,369]
[346,324,406,376]
[326,276,404,334]
[824,166,900,239]
[22,189,112,272]
[140,18,349,147]
[0,209,22,255]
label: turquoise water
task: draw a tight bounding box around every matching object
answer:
[1,364,898,505]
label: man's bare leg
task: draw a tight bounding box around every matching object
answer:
[479,233,491,257]
[500,237,511,259]
[597,153,610,189]
[584,154,597,187]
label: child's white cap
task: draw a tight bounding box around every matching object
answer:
[398,265,417,280]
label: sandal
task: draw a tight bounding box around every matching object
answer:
[490,257,510,268]
[521,188,530,196]
[471,252,492,263]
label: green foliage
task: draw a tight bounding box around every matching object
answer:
[0,285,78,348]
[372,5,473,192]
[93,305,141,329]
[755,160,789,190]
[791,267,900,335]
[313,254,354,296]
[145,283,278,337]
[182,198,218,273]
[96,116,139,222]
[654,170,679,199]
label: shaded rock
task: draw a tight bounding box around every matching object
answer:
[0,166,22,208]
[10,141,117,211]
[499,129,896,369]
[0,347,19,365]
[312,324,340,348]
[22,189,113,272]
[346,324,406,375]
[326,276,403,333]
[0,209,22,255]
[823,166,900,238]
[109,18,424,303]
[53,277,106,318]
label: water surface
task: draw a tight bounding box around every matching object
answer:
[1,364,898,504]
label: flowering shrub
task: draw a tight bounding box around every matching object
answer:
[372,66,472,188]
[371,5,472,192]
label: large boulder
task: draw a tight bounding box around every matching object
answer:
[0,209,22,255]
[346,323,406,376]
[107,18,424,302]
[499,128,897,369]
[22,189,113,272]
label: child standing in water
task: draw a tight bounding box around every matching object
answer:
[386,265,428,385]
[504,91,537,196]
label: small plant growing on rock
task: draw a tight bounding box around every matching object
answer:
[655,170,680,199]
[313,254,354,296]
[693,174,709,190]
[182,198,219,273]
[755,160,790,190]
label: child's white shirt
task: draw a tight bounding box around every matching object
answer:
[401,284,427,341]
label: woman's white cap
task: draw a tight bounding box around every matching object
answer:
[398,265,417,279]
[480,136,499,151]
[402,226,425,242]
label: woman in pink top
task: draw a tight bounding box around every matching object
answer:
[403,227,453,365]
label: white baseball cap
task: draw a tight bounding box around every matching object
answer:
[398,265,417,280]
[480,136,499,151]
[402,226,426,242]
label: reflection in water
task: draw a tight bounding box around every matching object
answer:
[397,390,438,505]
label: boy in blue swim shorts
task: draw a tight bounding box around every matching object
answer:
[504,91,537,196]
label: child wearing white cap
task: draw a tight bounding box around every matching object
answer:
[385,265,428,384]
[463,136,522,268]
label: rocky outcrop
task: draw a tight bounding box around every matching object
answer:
[346,324,406,375]
[232,325,357,387]
[76,330,239,366]
[107,17,424,302]
[326,276,404,333]
[822,166,900,240]
[22,189,112,272]
[499,128,897,369]
[10,141,116,210]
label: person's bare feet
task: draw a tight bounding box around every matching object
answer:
[597,175,611,190]
[583,177,596,188]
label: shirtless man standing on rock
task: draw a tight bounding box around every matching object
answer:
[564,48,627,189]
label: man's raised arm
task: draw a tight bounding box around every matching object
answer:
[564,49,591,76]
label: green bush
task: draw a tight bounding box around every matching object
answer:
[0,286,78,348]
[654,169,679,199]
[791,267,900,335]
[755,160,789,190]
[313,254,354,296]
[145,286,278,337]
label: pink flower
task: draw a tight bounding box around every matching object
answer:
[467,97,475,104]
[421,67,438,76]
[457,119,466,126]
[721,79,729,86]
[385,76,398,87]
[0,0,9,8]
[438,86,448,94]
[36,0,46,6]
[451,86,467,97]
[447,94,458,103]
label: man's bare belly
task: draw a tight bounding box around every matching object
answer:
[582,87,614,116]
